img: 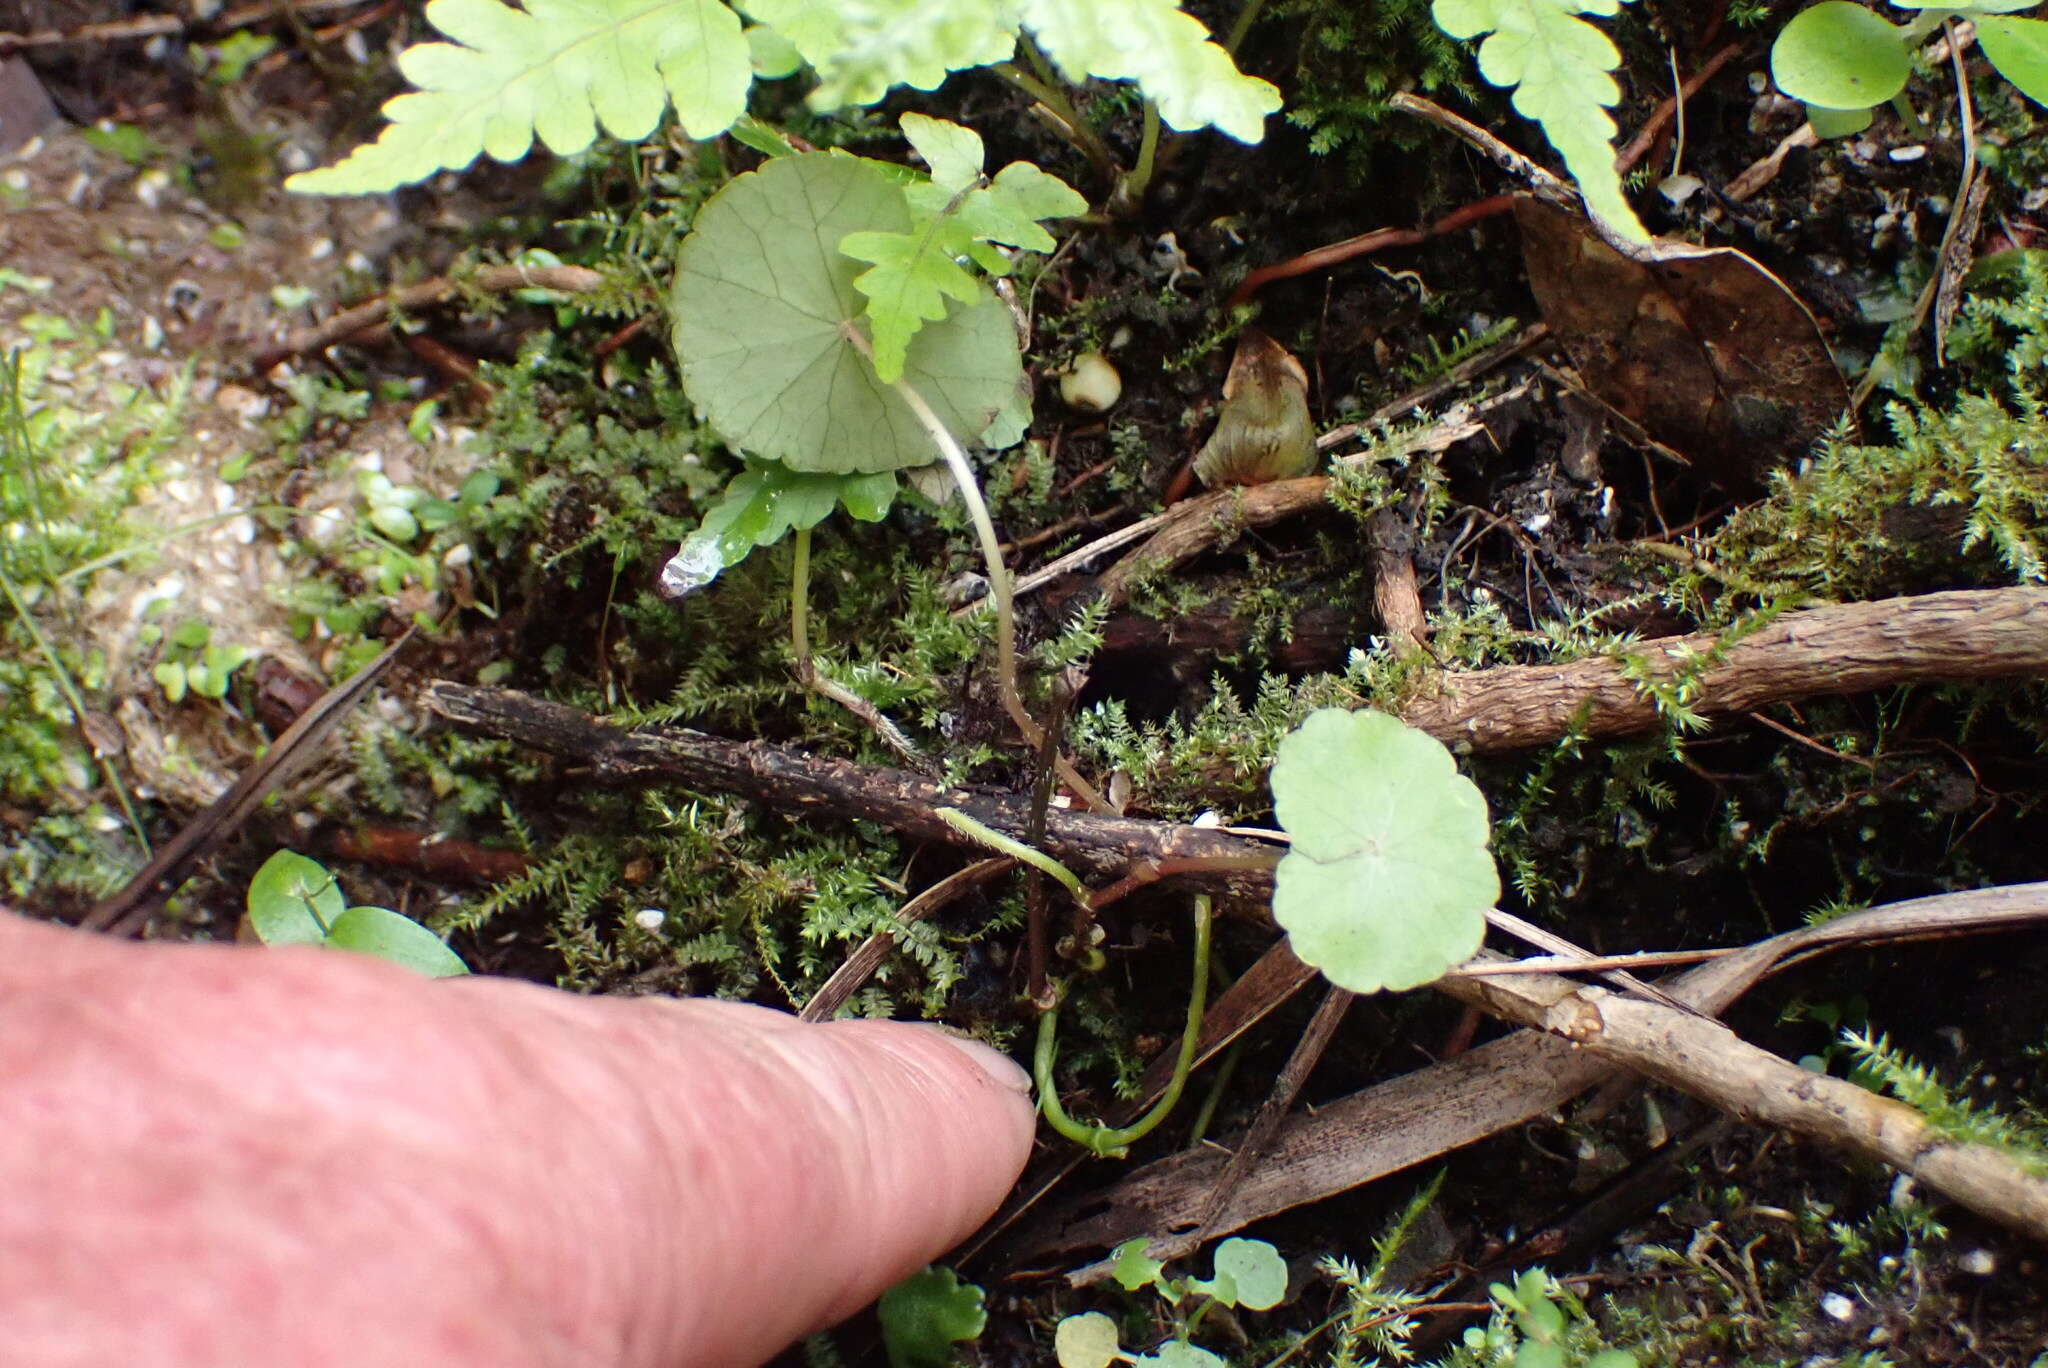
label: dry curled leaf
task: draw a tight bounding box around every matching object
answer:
[1513,195,1848,489]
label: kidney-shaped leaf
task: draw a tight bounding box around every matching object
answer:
[668,152,1020,475]
[246,849,345,946]
[324,906,471,977]
[1270,709,1495,994]
[1977,16,2048,107]
[1770,2,1908,110]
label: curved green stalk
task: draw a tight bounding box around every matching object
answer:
[936,806,1087,906]
[1036,895,1214,1155]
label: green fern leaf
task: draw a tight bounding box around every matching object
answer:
[1021,0,1282,143]
[1430,0,1649,240]
[288,0,749,194]
[847,115,1082,378]
[744,0,1016,106]
[841,218,985,383]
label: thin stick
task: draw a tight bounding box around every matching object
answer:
[798,858,1015,1022]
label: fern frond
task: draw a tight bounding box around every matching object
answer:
[1429,0,1648,239]
[1021,0,1282,142]
[289,0,750,194]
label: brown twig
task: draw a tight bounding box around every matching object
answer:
[798,858,1016,1022]
[1,0,376,51]
[251,263,607,371]
[85,631,417,937]
[1614,42,1745,176]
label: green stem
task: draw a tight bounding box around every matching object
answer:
[935,806,1087,907]
[991,61,1119,180]
[1036,895,1214,1155]
[1224,0,1269,56]
[1122,101,1162,207]
[790,525,812,680]
[887,378,1033,735]
[1889,91,1927,140]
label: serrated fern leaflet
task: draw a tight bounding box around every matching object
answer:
[1430,0,1649,240]
[289,0,749,193]
[290,0,1279,194]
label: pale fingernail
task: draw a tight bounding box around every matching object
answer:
[910,1025,1032,1095]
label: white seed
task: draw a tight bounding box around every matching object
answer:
[1058,352,1122,413]
[1821,1292,1855,1322]
[633,908,667,932]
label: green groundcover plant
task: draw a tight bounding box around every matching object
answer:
[1771,0,2048,137]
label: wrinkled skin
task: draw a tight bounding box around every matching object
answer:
[0,912,1035,1367]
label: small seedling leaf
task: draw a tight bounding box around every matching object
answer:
[659,462,899,595]
[668,153,1019,474]
[1053,1312,1124,1368]
[247,849,345,945]
[1210,1238,1287,1311]
[1136,1344,1227,1368]
[1111,1237,1169,1292]
[1805,103,1873,137]
[1977,16,2048,107]
[324,906,471,976]
[901,111,986,191]
[1770,2,1908,110]
[876,1265,986,1368]
[1586,1353,1641,1368]
[1270,709,1495,994]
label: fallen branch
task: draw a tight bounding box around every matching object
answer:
[420,683,1274,883]
[427,588,2048,884]
[1402,586,2048,752]
[1012,883,2048,1272]
[251,263,607,371]
[1,0,373,51]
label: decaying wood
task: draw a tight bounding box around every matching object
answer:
[1012,883,2048,1273]
[251,263,606,370]
[1402,586,2048,752]
[421,683,1274,882]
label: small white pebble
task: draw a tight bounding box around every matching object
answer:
[1888,144,1927,163]
[344,28,370,64]
[306,237,335,261]
[1192,811,1223,829]
[633,908,667,933]
[1,168,28,192]
[1821,1292,1856,1322]
[1958,1248,1996,1276]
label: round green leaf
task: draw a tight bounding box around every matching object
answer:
[1805,102,1873,138]
[1270,709,1496,994]
[1771,3,1908,109]
[1137,1344,1227,1368]
[1977,16,2048,108]
[1053,1313,1122,1368]
[1210,1238,1286,1311]
[876,1265,986,1368]
[669,152,1021,475]
[324,906,470,976]
[247,849,344,946]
